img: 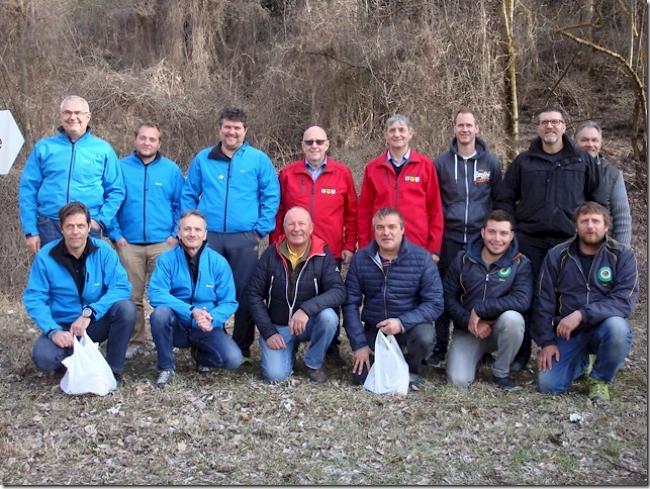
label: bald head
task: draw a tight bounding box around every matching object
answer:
[283,206,313,250]
[302,126,330,167]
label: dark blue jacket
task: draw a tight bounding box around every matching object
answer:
[343,237,444,351]
[248,236,346,340]
[443,234,533,331]
[532,237,638,347]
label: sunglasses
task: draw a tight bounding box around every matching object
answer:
[303,139,327,146]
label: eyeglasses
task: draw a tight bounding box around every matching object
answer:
[61,110,89,117]
[303,139,327,146]
[538,119,564,127]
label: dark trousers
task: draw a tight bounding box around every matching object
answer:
[435,238,470,349]
[207,231,260,353]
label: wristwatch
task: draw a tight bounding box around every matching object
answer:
[82,307,94,319]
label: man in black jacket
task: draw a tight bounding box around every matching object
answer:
[444,210,533,390]
[248,206,346,383]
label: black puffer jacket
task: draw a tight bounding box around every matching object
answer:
[248,235,346,340]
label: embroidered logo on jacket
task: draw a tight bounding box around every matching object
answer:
[404,175,421,183]
[597,266,613,284]
[497,267,512,279]
[474,169,491,184]
[321,188,337,194]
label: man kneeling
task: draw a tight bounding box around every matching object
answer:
[24,202,135,383]
[148,210,242,386]
[444,210,533,390]
[248,206,346,383]
[533,202,638,401]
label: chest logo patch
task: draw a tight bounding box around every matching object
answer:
[497,266,512,279]
[474,169,491,184]
[597,266,613,283]
[321,188,336,194]
[404,175,421,183]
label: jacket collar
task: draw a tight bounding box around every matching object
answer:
[274,234,328,258]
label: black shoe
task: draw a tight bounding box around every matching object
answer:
[493,375,516,390]
[307,367,327,384]
[431,341,448,366]
[510,357,528,372]
[113,372,123,388]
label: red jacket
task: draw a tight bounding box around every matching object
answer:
[270,159,358,259]
[357,149,444,254]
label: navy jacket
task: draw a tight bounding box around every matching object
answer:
[443,234,533,331]
[248,236,346,340]
[343,237,444,351]
[532,237,638,347]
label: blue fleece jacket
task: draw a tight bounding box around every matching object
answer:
[19,128,125,235]
[180,141,280,236]
[23,237,132,335]
[107,152,184,243]
[148,244,238,328]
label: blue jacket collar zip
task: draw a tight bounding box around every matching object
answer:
[132,151,162,165]
[57,126,92,143]
[207,141,249,162]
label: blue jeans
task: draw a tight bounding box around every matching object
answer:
[537,316,633,394]
[259,308,338,382]
[32,300,136,374]
[150,306,243,371]
[38,215,103,246]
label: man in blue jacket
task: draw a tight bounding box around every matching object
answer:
[343,208,444,390]
[108,123,184,359]
[248,206,345,383]
[444,210,533,390]
[181,107,280,361]
[534,202,638,401]
[433,109,502,365]
[148,210,242,386]
[24,202,135,382]
[19,96,125,253]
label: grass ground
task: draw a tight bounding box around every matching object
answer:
[0,299,646,485]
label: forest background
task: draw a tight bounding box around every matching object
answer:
[0,0,647,485]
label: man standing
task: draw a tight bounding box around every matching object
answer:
[248,207,346,383]
[19,95,125,252]
[148,211,242,386]
[576,121,632,246]
[181,107,280,360]
[270,125,358,363]
[433,109,503,364]
[344,208,443,390]
[444,210,533,389]
[357,114,443,261]
[534,202,637,401]
[24,202,135,382]
[108,123,185,359]
[495,106,604,370]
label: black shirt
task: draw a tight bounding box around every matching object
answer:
[50,238,97,297]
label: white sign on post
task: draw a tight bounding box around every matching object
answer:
[0,110,25,175]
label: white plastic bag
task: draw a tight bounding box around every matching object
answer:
[60,333,117,396]
[363,330,410,395]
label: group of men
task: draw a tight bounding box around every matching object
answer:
[19,96,638,401]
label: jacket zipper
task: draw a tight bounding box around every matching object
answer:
[65,141,77,203]
[143,163,149,242]
[223,160,233,232]
[267,275,274,308]
[463,159,471,243]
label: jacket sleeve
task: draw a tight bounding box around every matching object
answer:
[357,166,375,249]
[207,256,239,328]
[23,255,61,335]
[254,155,281,237]
[246,248,277,340]
[97,148,126,228]
[442,254,472,331]
[531,252,560,348]
[18,145,44,236]
[87,245,132,320]
[398,256,444,329]
[342,255,369,351]
[474,258,534,320]
[580,248,639,325]
[105,214,123,242]
[493,157,521,216]
[610,172,632,246]
[426,162,444,254]
[171,165,185,237]
[343,167,359,252]
[269,168,286,245]
[298,251,346,317]
[180,156,202,213]
[148,251,194,324]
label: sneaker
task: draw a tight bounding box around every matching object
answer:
[588,378,610,401]
[125,343,144,360]
[241,348,252,365]
[307,367,327,384]
[112,372,123,388]
[155,369,174,387]
[582,354,596,382]
[430,341,447,366]
[409,373,422,391]
[493,374,516,390]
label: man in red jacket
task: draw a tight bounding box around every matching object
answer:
[271,126,358,364]
[357,114,444,262]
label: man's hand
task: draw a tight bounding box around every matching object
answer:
[475,321,492,339]
[289,309,309,335]
[431,253,440,263]
[116,237,128,249]
[556,310,582,340]
[166,236,178,247]
[377,318,402,335]
[352,346,371,375]
[51,330,74,348]
[467,308,480,337]
[341,249,354,266]
[69,316,91,336]
[266,333,286,350]
[537,345,560,372]
[192,308,213,332]
[26,235,41,254]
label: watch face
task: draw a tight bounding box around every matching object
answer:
[83,308,92,318]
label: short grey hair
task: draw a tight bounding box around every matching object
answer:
[372,207,404,228]
[576,120,602,135]
[60,95,90,113]
[384,114,413,131]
